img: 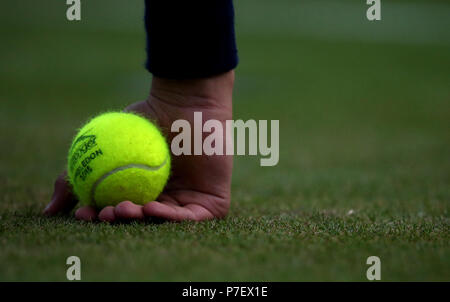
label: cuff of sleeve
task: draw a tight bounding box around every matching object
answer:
[144,0,238,79]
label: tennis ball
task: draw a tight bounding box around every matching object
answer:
[67,112,171,209]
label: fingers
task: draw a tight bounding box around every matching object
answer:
[114,201,145,220]
[74,201,144,223]
[75,206,97,221]
[74,201,213,223]
[44,176,213,223]
[43,171,79,216]
[45,172,146,222]
[98,206,115,222]
[143,201,214,221]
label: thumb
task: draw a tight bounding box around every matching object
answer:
[43,171,78,215]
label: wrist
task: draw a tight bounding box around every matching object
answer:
[149,71,234,110]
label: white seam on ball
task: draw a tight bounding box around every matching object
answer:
[90,155,169,207]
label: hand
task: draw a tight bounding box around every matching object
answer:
[44,71,234,222]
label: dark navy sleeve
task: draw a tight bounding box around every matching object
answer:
[144,0,238,79]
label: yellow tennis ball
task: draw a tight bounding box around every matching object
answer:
[67,112,171,209]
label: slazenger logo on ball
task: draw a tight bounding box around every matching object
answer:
[68,128,103,183]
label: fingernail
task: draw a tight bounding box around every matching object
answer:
[43,201,53,213]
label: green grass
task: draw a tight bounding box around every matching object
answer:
[0,0,449,281]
